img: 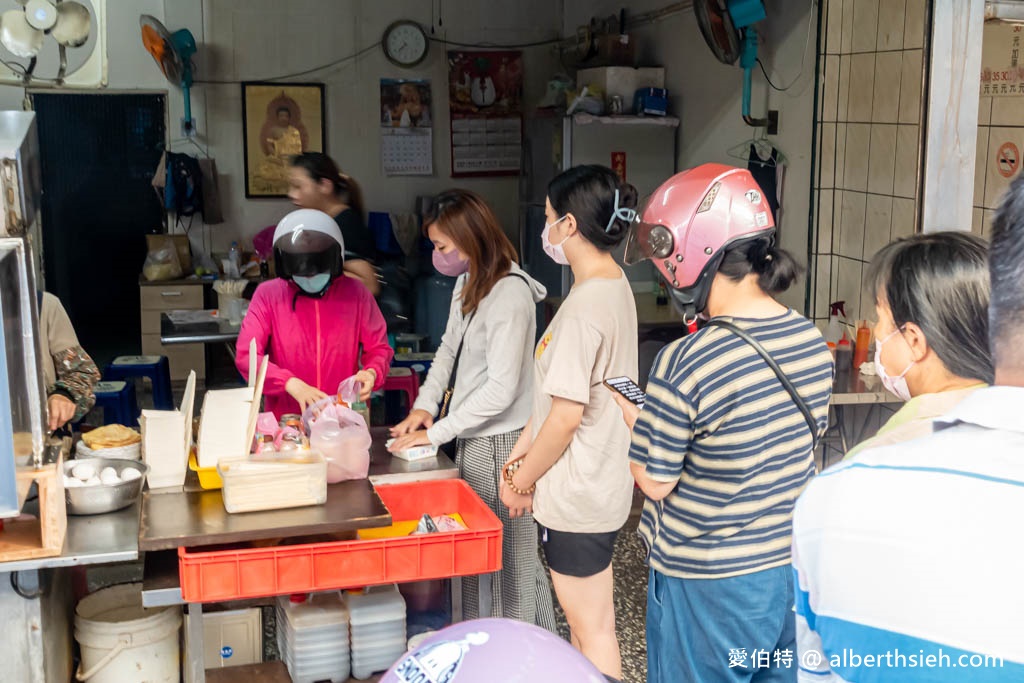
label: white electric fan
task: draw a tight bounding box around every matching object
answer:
[0,0,95,85]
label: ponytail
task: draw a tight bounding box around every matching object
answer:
[719,235,802,294]
[290,152,365,222]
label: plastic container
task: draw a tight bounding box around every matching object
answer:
[177,479,502,603]
[853,321,871,369]
[836,336,853,374]
[218,452,327,514]
[825,301,846,345]
[276,592,350,683]
[74,583,181,683]
[188,451,223,489]
[346,586,407,679]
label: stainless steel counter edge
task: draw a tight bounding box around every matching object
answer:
[0,502,141,573]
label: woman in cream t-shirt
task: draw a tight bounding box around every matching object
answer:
[499,164,639,683]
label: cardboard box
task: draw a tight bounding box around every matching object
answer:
[576,67,666,113]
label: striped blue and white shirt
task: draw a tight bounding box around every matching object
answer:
[793,386,1024,682]
[629,310,833,578]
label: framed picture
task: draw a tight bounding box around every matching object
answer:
[241,82,325,198]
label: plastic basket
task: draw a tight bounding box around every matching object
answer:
[178,479,501,602]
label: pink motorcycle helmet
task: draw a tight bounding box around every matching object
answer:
[625,163,776,318]
[382,618,606,683]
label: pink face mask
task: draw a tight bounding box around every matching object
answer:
[432,248,470,277]
[542,215,570,266]
[874,327,915,401]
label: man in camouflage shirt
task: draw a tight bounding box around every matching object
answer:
[38,292,100,432]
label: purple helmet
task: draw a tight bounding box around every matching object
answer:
[382,618,606,682]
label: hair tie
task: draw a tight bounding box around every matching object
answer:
[605,188,638,233]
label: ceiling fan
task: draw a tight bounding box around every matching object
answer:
[0,0,96,85]
[695,0,772,128]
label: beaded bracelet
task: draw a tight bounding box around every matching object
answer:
[503,457,535,496]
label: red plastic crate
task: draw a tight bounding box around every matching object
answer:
[177,478,502,603]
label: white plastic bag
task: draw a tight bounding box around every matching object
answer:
[309,405,371,483]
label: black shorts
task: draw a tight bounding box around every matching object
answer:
[539,524,619,578]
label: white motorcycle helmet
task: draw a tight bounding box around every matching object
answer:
[273,209,344,297]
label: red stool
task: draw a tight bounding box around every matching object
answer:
[382,367,419,422]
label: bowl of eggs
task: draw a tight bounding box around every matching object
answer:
[63,458,149,515]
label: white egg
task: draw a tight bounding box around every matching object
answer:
[63,476,82,488]
[72,462,96,481]
[100,468,120,485]
[120,468,142,482]
[84,477,102,487]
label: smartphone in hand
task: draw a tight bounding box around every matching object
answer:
[603,376,646,409]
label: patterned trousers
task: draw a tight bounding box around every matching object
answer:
[456,429,557,632]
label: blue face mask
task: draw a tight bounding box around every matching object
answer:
[293,272,331,295]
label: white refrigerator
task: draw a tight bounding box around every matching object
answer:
[520,113,679,298]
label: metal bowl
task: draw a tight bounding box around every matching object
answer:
[63,458,149,516]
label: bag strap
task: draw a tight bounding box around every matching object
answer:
[442,272,532,415]
[704,319,821,447]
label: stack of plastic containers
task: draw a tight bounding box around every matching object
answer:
[276,592,350,683]
[345,586,408,680]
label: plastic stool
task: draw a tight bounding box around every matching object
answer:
[392,353,434,381]
[103,355,173,410]
[382,367,420,423]
[92,380,139,426]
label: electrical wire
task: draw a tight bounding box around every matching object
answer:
[427,36,564,49]
[0,58,61,84]
[195,43,379,85]
[753,0,817,93]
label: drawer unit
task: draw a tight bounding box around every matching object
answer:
[140,282,206,381]
[140,284,204,311]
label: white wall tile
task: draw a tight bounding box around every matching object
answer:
[972,207,984,236]
[848,53,876,122]
[815,256,834,319]
[898,49,923,125]
[864,194,894,261]
[975,126,990,209]
[822,55,840,123]
[893,125,920,198]
[836,257,865,321]
[891,197,917,237]
[984,127,1024,209]
[868,124,898,195]
[844,124,872,192]
[819,123,837,188]
[872,52,903,123]
[838,54,852,121]
[817,189,836,254]
[904,0,926,50]
[877,0,907,51]
[852,0,880,53]
[978,95,993,127]
[825,0,844,54]
[984,209,997,238]
[842,0,856,54]
[839,190,867,259]
[991,97,1024,127]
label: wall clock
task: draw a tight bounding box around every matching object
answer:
[382,20,429,68]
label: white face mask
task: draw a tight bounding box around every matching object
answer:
[874,327,915,401]
[541,215,570,265]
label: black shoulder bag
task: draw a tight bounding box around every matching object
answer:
[436,273,531,458]
[704,319,821,448]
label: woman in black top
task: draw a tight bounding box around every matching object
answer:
[288,152,380,295]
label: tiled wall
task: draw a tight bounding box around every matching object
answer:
[810,0,928,324]
[975,22,1024,236]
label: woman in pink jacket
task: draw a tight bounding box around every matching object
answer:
[236,209,394,417]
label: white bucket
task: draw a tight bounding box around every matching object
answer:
[74,583,181,683]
